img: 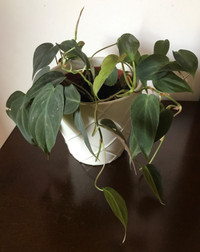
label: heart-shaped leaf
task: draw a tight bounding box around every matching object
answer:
[6,91,34,144]
[153,72,193,93]
[73,109,95,157]
[32,43,59,78]
[27,71,66,99]
[57,39,90,69]
[154,109,174,142]
[93,55,119,96]
[103,186,128,243]
[63,84,81,114]
[141,164,164,205]
[131,94,160,158]
[154,39,170,56]
[117,33,140,62]
[136,54,169,83]
[100,118,125,141]
[173,49,198,77]
[28,84,64,154]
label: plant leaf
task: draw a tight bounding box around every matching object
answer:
[136,54,169,83]
[173,49,198,77]
[57,39,90,69]
[100,119,136,174]
[27,71,66,99]
[32,43,59,79]
[73,109,96,157]
[131,94,160,158]
[153,72,193,93]
[104,67,118,86]
[28,84,64,154]
[100,118,125,141]
[141,164,164,205]
[103,186,128,243]
[6,91,34,144]
[93,55,119,96]
[154,39,170,56]
[155,109,174,142]
[33,66,50,83]
[129,128,141,158]
[63,84,81,114]
[117,33,140,62]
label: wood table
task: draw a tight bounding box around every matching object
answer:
[0,101,200,252]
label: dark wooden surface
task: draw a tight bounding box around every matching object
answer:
[0,101,200,252]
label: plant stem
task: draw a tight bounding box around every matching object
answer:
[94,145,106,192]
[74,7,84,41]
[90,43,117,59]
[149,136,165,164]
[121,62,132,89]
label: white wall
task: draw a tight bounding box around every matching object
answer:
[1,0,200,147]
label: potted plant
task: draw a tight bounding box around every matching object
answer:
[6,8,198,243]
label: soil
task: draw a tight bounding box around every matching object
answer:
[62,68,128,102]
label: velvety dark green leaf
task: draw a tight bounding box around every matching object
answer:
[27,71,66,99]
[100,119,137,173]
[57,39,90,69]
[100,118,125,141]
[73,109,95,157]
[33,66,50,83]
[160,61,185,72]
[104,67,118,86]
[6,91,34,144]
[141,164,164,204]
[155,109,174,142]
[136,54,169,83]
[32,43,59,78]
[117,33,140,62]
[173,49,198,76]
[93,55,119,96]
[129,128,141,158]
[103,187,128,241]
[63,84,80,114]
[153,72,193,93]
[28,84,64,154]
[131,94,160,158]
[154,39,170,56]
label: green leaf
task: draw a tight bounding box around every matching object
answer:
[93,55,119,96]
[154,109,174,142]
[100,119,137,174]
[117,33,140,62]
[63,84,81,114]
[27,71,66,99]
[6,91,34,144]
[154,39,170,56]
[32,43,59,79]
[173,49,198,77]
[103,187,128,242]
[136,54,169,83]
[153,72,193,93]
[104,67,118,86]
[57,39,90,69]
[131,94,160,158]
[28,84,64,154]
[141,164,164,205]
[100,118,125,141]
[129,128,141,158]
[33,66,50,83]
[160,61,185,72]
[73,109,96,157]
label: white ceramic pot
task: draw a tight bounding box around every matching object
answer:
[59,57,140,165]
